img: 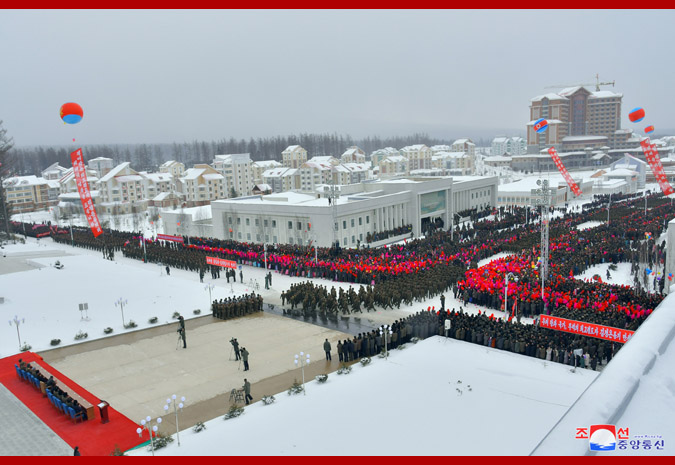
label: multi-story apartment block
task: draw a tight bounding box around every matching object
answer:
[41,163,68,181]
[341,146,366,164]
[179,164,226,206]
[2,175,58,213]
[282,145,308,168]
[213,153,253,197]
[143,172,173,200]
[528,86,632,153]
[88,157,115,179]
[370,147,399,168]
[400,144,432,171]
[431,152,472,174]
[59,167,99,194]
[379,155,408,177]
[262,167,299,193]
[159,160,185,179]
[97,163,148,213]
[491,136,526,156]
[251,160,282,185]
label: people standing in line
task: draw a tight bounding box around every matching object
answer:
[231,338,241,360]
[323,338,332,361]
[241,347,250,371]
[243,378,252,405]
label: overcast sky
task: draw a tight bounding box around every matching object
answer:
[1,9,674,147]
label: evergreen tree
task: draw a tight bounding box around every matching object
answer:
[0,120,15,237]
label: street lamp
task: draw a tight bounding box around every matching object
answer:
[204,284,215,312]
[504,273,519,319]
[115,298,128,327]
[163,395,185,447]
[9,315,25,350]
[379,325,393,358]
[136,415,162,456]
[294,351,311,395]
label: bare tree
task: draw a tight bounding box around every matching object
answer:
[0,121,15,238]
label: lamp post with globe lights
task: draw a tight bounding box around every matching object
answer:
[136,415,162,456]
[379,324,393,359]
[115,298,128,327]
[9,315,25,351]
[294,351,310,395]
[164,395,185,447]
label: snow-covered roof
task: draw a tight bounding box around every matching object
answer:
[115,174,144,183]
[152,192,179,201]
[452,139,474,146]
[606,168,638,177]
[589,90,622,99]
[144,173,172,183]
[283,145,302,152]
[182,168,206,180]
[381,155,407,163]
[484,156,512,162]
[202,173,224,181]
[252,160,281,168]
[433,151,467,159]
[492,137,508,143]
[99,162,131,183]
[430,145,452,152]
[3,175,48,188]
[400,144,428,152]
[254,183,272,191]
[530,92,568,102]
[89,157,113,162]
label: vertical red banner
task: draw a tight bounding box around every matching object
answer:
[70,148,103,238]
[548,147,583,196]
[640,137,674,196]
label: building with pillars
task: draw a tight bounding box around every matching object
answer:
[210,175,497,248]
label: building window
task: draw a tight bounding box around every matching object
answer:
[352,235,355,244]
[297,221,302,230]
[247,233,251,240]
[351,219,355,227]
[246,218,250,226]
[343,237,347,246]
[272,220,277,228]
[238,232,242,239]
[289,238,294,245]
[343,220,347,229]
[288,221,293,230]
[273,236,278,243]
[264,219,268,227]
[237,217,241,225]
[359,217,362,226]
[366,216,370,224]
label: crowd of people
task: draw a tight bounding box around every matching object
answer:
[365,224,412,243]
[211,292,263,320]
[17,359,88,417]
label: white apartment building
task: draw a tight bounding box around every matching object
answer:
[370,147,399,167]
[400,145,432,171]
[282,145,308,168]
[379,155,408,177]
[431,151,472,174]
[143,172,173,200]
[213,153,253,197]
[262,167,299,193]
[3,175,59,213]
[97,163,148,213]
[88,157,114,179]
[491,136,527,156]
[159,160,185,179]
[178,164,226,206]
[341,146,366,164]
[251,159,282,185]
[41,163,68,181]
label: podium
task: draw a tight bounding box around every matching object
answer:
[98,401,110,424]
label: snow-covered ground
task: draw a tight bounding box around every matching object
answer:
[127,335,598,456]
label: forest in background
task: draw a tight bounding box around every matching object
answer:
[5,132,494,176]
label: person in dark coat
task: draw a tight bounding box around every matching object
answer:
[323,338,332,361]
[231,338,240,360]
[73,446,81,456]
[165,265,170,276]
[440,294,446,311]
[239,269,243,283]
[243,378,252,405]
[240,347,250,371]
[177,316,186,348]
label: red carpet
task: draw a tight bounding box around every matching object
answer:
[0,352,143,456]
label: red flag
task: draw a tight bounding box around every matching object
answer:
[70,148,102,237]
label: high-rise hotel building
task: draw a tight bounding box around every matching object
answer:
[527,86,634,153]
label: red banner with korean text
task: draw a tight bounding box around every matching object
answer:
[206,256,237,268]
[539,315,634,343]
[548,147,583,196]
[640,137,674,196]
[157,233,184,243]
[70,148,103,238]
